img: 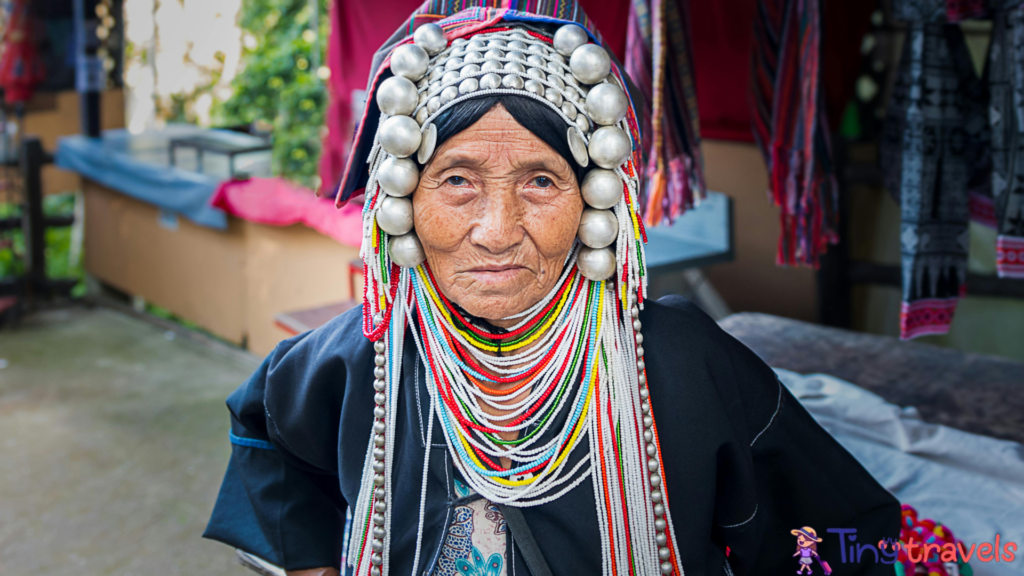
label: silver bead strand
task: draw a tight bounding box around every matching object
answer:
[633,300,674,575]
[369,339,387,576]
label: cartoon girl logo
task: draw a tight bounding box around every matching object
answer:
[791,526,831,575]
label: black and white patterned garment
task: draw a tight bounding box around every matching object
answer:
[881,17,976,339]
[988,6,1024,278]
[883,0,1024,339]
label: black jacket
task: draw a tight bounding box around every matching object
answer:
[204,296,900,575]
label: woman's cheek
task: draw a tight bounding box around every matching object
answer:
[414,200,467,252]
[525,196,582,257]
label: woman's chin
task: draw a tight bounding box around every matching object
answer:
[452,282,538,322]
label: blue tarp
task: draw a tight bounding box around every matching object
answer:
[56,126,228,229]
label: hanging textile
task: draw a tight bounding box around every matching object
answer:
[750,0,839,268]
[625,0,707,225]
[988,6,1024,279]
[0,0,45,106]
[880,0,989,340]
[318,0,423,195]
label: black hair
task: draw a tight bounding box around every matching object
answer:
[428,94,588,183]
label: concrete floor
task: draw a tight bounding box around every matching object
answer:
[0,306,261,575]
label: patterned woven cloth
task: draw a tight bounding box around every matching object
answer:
[625,0,706,225]
[987,7,1024,279]
[750,0,839,268]
[882,0,1024,340]
[880,20,977,340]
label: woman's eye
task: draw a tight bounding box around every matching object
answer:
[445,175,468,186]
[531,176,553,188]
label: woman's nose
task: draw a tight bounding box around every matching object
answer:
[469,192,523,254]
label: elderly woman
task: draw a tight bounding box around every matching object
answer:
[205,5,899,576]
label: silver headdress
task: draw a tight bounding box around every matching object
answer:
[364,22,646,287]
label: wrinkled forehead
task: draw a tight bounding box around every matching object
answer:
[426,106,576,176]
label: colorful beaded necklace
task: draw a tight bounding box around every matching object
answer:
[348,249,684,576]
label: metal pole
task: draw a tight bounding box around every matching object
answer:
[75,0,103,137]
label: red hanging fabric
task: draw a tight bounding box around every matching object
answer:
[0,0,45,105]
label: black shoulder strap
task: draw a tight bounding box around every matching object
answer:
[496,504,554,576]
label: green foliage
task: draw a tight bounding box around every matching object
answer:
[0,193,86,297]
[212,0,330,189]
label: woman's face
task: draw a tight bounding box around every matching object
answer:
[413,104,583,326]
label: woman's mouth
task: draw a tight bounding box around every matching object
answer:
[465,265,527,284]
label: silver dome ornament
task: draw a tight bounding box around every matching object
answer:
[378,156,419,197]
[388,233,426,268]
[441,70,459,85]
[561,101,578,121]
[413,23,447,56]
[581,168,623,209]
[379,115,422,158]
[578,208,618,249]
[444,57,463,71]
[417,123,437,164]
[527,54,545,67]
[464,51,483,62]
[554,24,589,56]
[429,66,444,82]
[575,113,591,134]
[415,107,429,125]
[487,38,506,48]
[528,43,546,54]
[390,44,429,81]
[549,75,566,91]
[460,64,480,78]
[427,96,441,114]
[524,79,544,96]
[452,37,468,47]
[458,78,479,94]
[375,195,414,236]
[376,76,418,116]
[527,67,546,81]
[502,75,524,90]
[484,48,505,60]
[588,126,631,169]
[577,246,617,281]
[440,85,459,105]
[508,51,527,62]
[569,44,612,85]
[503,61,525,74]
[586,82,628,126]
[545,87,563,107]
[567,128,590,168]
[480,73,502,90]
[468,39,487,51]
[481,60,502,72]
[507,40,528,51]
